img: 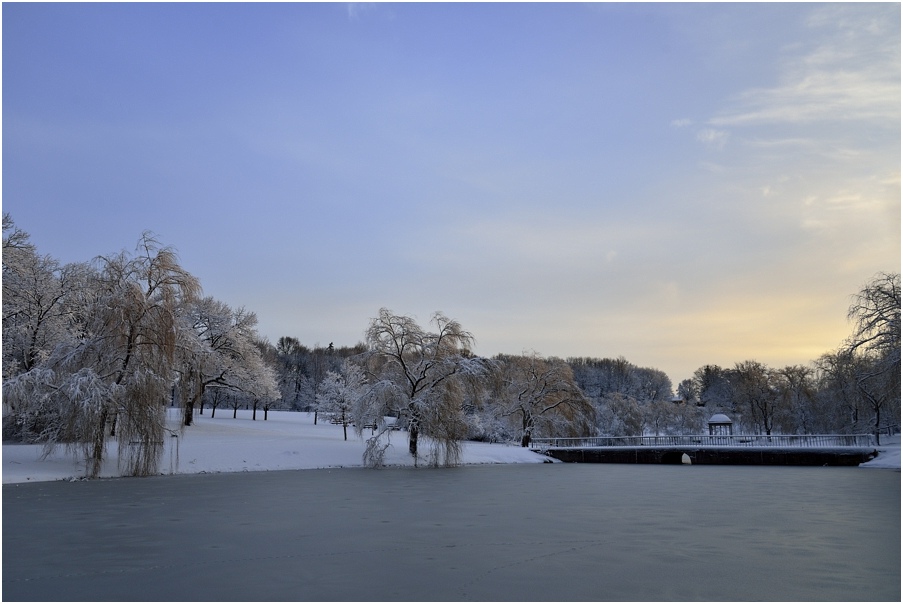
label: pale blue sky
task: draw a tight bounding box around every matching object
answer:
[3,2,900,384]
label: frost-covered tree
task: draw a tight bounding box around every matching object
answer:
[274,336,307,410]
[2,215,84,379]
[271,339,363,416]
[670,400,706,434]
[359,308,486,466]
[631,367,673,406]
[568,356,636,400]
[692,364,734,415]
[316,360,367,440]
[569,356,678,436]
[4,233,201,477]
[596,393,645,436]
[178,297,279,426]
[307,345,334,424]
[493,352,593,447]
[644,399,677,436]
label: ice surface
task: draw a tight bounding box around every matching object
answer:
[3,463,899,601]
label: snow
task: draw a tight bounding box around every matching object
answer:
[860,433,901,469]
[2,409,552,484]
[3,410,897,484]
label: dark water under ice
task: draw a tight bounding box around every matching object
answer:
[3,463,899,601]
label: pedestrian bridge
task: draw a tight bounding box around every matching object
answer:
[531,433,875,449]
[530,434,878,466]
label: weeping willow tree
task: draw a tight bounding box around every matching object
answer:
[4,233,201,477]
[358,309,488,467]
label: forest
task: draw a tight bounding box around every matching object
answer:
[3,214,900,473]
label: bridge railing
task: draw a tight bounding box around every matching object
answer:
[530,434,876,449]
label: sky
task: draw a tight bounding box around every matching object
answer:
[3,2,900,386]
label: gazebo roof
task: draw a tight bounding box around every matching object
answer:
[708,413,733,424]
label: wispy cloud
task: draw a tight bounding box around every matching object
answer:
[711,71,900,126]
[346,3,376,20]
[696,128,729,149]
[710,4,900,126]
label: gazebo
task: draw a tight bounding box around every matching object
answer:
[708,413,733,436]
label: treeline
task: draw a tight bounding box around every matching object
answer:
[569,350,901,442]
[263,270,900,449]
[3,215,900,475]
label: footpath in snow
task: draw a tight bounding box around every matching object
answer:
[2,409,898,484]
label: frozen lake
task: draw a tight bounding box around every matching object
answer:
[3,464,899,601]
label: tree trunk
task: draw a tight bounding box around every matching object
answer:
[409,425,419,457]
[233,407,238,419]
[521,414,533,447]
[184,401,194,427]
[91,408,108,479]
[875,404,882,445]
[264,407,268,421]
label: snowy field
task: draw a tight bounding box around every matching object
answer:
[2,409,898,484]
[2,409,550,483]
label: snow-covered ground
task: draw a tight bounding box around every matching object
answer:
[2,409,898,484]
[2,409,550,484]
[860,433,901,469]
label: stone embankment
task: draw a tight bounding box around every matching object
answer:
[543,446,877,466]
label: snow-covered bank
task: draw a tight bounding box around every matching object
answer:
[2,409,550,484]
[860,434,901,469]
[3,410,898,484]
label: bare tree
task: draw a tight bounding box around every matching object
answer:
[206,387,225,419]
[846,272,901,361]
[844,272,901,442]
[774,365,816,434]
[676,379,698,406]
[815,350,868,433]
